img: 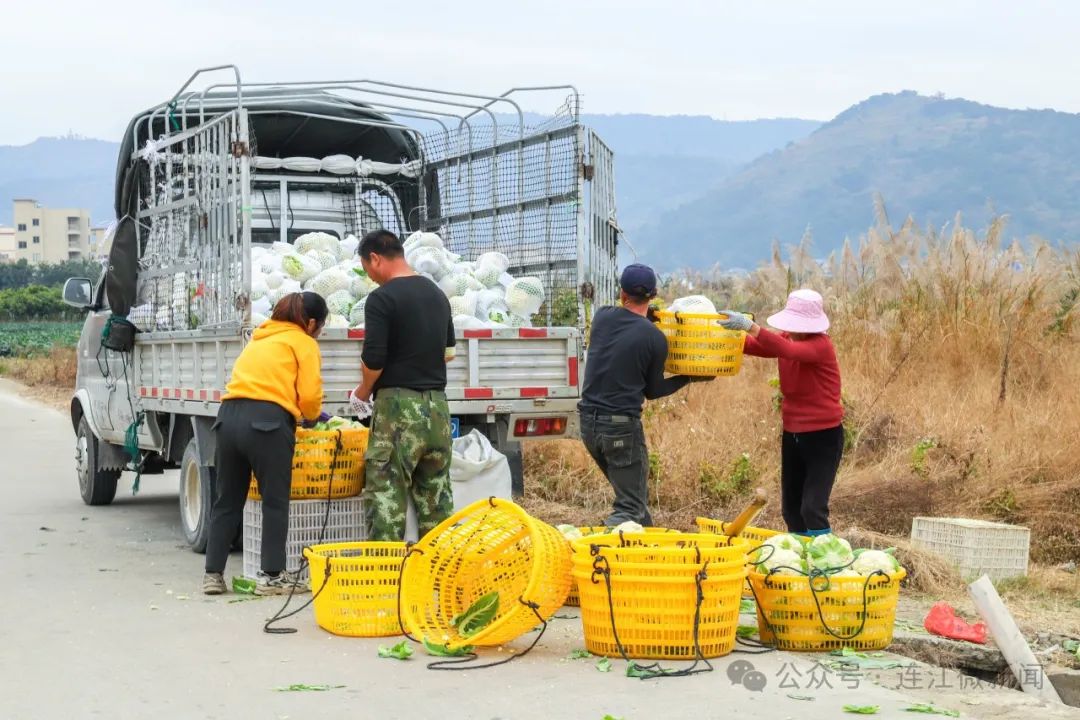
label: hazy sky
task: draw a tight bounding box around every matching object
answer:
[3,0,1080,145]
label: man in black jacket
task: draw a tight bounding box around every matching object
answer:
[578,264,703,526]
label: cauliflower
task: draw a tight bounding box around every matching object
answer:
[349,271,378,299]
[306,250,338,273]
[325,289,355,317]
[348,298,367,327]
[556,524,584,541]
[251,312,268,327]
[281,254,321,282]
[294,231,339,255]
[667,295,718,315]
[258,253,283,275]
[324,314,349,329]
[504,277,545,318]
[250,276,268,301]
[450,293,478,317]
[270,241,295,255]
[338,234,360,260]
[306,268,351,297]
[267,279,302,305]
[403,231,445,252]
[611,521,644,534]
[264,271,285,290]
[852,549,901,576]
[755,547,807,576]
[806,534,855,574]
[762,533,807,555]
[407,246,454,280]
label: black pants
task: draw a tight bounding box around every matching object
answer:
[205,399,296,575]
[580,409,652,526]
[780,424,845,534]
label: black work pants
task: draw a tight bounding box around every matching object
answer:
[205,399,295,575]
[780,424,844,534]
[580,409,652,526]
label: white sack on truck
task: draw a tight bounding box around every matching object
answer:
[449,430,512,508]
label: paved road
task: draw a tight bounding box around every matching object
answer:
[1,381,1076,720]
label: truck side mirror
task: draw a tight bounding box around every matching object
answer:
[62,277,94,309]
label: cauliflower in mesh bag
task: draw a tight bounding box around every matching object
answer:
[450,291,479,317]
[504,277,545,318]
[474,288,507,318]
[453,313,489,331]
[306,268,351,297]
[306,250,338,273]
[476,251,510,273]
[338,234,360,260]
[250,277,269,301]
[348,297,367,327]
[349,272,378,299]
[250,246,268,262]
[259,253,284,275]
[407,246,454,280]
[485,303,511,326]
[325,314,349,329]
[667,295,717,315]
[471,263,505,288]
[325,290,355,317]
[251,312,269,327]
[268,278,302,305]
[252,296,272,317]
[438,271,484,297]
[294,231,339,255]
[264,271,285,290]
[270,241,295,256]
[281,254,321,282]
[403,231,445,252]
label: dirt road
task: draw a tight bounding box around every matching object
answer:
[0,380,1075,720]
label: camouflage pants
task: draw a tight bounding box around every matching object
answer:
[363,388,454,541]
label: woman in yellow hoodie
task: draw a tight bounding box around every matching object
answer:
[202,292,328,596]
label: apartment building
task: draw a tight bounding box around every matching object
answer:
[0,226,15,262]
[89,226,112,258]
[11,199,92,264]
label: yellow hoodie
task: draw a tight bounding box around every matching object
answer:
[223,320,323,421]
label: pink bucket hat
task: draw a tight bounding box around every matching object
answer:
[766,289,830,334]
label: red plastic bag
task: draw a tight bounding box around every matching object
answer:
[923,601,988,644]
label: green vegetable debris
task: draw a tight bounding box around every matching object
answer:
[377,641,414,660]
[422,637,474,657]
[451,591,500,638]
[274,684,344,692]
[905,704,960,717]
[843,705,880,715]
[595,657,612,673]
[232,576,256,594]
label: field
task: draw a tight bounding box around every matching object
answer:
[524,213,1080,569]
[0,322,81,357]
[0,322,80,389]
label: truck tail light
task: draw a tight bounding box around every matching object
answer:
[514,417,568,437]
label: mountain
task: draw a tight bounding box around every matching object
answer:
[0,116,819,232]
[0,137,117,225]
[632,92,1080,270]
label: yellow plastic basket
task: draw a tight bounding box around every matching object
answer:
[400,498,573,650]
[249,427,368,500]
[303,542,408,637]
[571,533,749,660]
[748,569,907,652]
[564,527,676,607]
[655,310,745,377]
[695,517,794,600]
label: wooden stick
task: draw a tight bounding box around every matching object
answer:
[968,574,1062,704]
[724,487,768,538]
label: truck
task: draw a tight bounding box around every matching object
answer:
[62,65,619,551]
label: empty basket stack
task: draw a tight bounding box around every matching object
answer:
[910,517,1030,581]
[243,497,366,582]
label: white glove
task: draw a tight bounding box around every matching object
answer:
[349,390,374,420]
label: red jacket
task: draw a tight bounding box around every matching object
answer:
[744,329,843,433]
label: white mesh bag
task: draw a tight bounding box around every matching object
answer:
[504,277,545,318]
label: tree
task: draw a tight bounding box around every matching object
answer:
[0,285,77,321]
[0,260,34,291]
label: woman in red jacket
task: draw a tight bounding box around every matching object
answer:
[719,289,843,537]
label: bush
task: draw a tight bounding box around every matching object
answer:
[0,286,79,321]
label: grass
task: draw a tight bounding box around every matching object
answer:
[0,346,78,388]
[524,211,1080,566]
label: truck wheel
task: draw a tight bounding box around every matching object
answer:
[179,439,214,553]
[76,417,120,506]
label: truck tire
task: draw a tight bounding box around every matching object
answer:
[179,438,214,553]
[76,417,120,506]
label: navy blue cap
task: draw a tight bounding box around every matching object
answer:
[620,263,657,298]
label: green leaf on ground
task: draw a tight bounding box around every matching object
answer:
[786,694,815,701]
[602,715,624,720]
[274,684,344,692]
[740,598,756,613]
[737,624,758,638]
[596,657,612,673]
[567,649,592,660]
[843,705,880,714]
[377,641,413,660]
[422,637,474,657]
[1063,639,1080,657]
[904,704,960,717]
[231,576,256,594]
[626,662,659,679]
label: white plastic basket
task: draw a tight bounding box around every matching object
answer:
[910,517,1030,581]
[243,497,367,582]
